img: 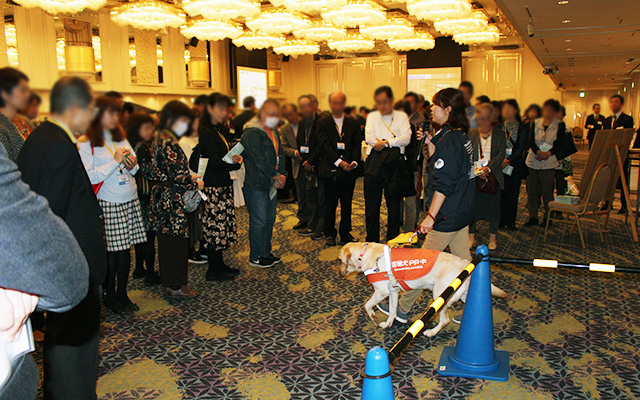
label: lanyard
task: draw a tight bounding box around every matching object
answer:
[46,117,76,144]
[334,118,344,140]
[479,132,491,157]
[103,138,125,173]
[506,122,517,144]
[216,128,230,152]
[381,113,396,138]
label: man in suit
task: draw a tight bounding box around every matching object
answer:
[297,95,325,240]
[603,94,635,214]
[316,92,361,246]
[585,103,605,149]
[17,76,107,400]
[280,103,308,229]
[233,96,257,139]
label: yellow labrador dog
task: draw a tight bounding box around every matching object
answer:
[339,242,507,337]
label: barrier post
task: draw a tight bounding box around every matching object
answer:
[361,346,394,400]
[437,245,509,381]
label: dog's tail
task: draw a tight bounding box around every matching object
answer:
[491,284,508,299]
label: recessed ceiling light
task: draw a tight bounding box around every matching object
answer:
[558,0,569,4]
[562,19,571,24]
[565,39,572,43]
[567,48,573,51]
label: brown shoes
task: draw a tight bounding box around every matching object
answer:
[163,285,201,299]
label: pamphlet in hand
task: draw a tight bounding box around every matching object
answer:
[269,185,277,201]
[223,143,245,164]
[197,158,209,181]
[0,321,35,389]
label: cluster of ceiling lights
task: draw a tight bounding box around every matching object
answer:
[13,0,500,58]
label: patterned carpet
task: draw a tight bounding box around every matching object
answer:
[35,149,640,399]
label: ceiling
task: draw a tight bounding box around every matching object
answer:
[494,0,640,90]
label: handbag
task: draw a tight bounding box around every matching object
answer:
[476,173,498,194]
[384,154,417,198]
[183,190,201,213]
[90,145,104,195]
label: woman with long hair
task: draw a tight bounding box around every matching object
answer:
[78,95,146,314]
[148,100,204,298]
[198,92,243,281]
[499,99,529,230]
[381,88,475,324]
[126,111,161,285]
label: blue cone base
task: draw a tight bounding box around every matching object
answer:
[437,345,510,381]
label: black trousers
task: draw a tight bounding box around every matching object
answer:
[500,172,522,227]
[43,284,101,400]
[306,174,326,233]
[364,175,402,243]
[321,173,356,239]
[157,232,188,288]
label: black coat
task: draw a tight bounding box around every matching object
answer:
[233,109,256,139]
[199,125,241,188]
[603,112,634,130]
[585,113,605,143]
[315,115,362,178]
[296,113,321,166]
[502,121,529,179]
[17,120,107,286]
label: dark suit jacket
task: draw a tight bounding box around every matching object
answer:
[233,109,256,139]
[17,120,107,286]
[296,113,321,166]
[469,126,507,190]
[585,113,605,143]
[280,122,300,179]
[502,121,529,178]
[603,112,634,130]
[316,114,362,178]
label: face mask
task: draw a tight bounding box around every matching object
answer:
[173,121,189,137]
[264,116,279,129]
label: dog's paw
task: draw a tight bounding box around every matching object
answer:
[379,320,393,329]
[423,328,438,337]
[365,309,376,321]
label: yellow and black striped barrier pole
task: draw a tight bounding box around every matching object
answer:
[387,253,483,364]
[490,257,639,274]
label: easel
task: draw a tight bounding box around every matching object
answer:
[582,128,637,241]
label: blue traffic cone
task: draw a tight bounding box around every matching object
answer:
[361,346,394,400]
[437,245,509,381]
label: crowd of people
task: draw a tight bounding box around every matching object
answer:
[0,63,636,398]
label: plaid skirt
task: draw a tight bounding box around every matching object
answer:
[99,197,147,252]
[202,186,237,251]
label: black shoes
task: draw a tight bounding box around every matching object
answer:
[293,222,308,230]
[326,237,336,246]
[144,271,161,285]
[523,218,539,227]
[188,249,207,264]
[132,268,146,279]
[206,271,236,281]
[340,234,356,244]
[299,228,314,236]
[311,231,326,241]
[269,254,282,264]
[250,257,276,268]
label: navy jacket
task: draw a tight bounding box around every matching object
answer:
[240,117,287,192]
[427,126,475,232]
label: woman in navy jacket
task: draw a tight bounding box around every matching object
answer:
[499,99,529,230]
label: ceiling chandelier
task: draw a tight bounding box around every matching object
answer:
[321,0,386,28]
[433,11,489,36]
[182,0,260,20]
[406,0,471,22]
[111,1,186,31]
[360,17,414,41]
[273,39,320,58]
[181,19,244,41]
[245,9,311,35]
[387,32,435,51]
[232,31,287,50]
[282,0,347,15]
[327,33,375,52]
[293,20,347,42]
[12,0,106,15]
[453,26,500,45]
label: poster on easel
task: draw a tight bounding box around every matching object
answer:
[237,66,267,109]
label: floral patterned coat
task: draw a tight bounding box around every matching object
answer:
[148,130,196,238]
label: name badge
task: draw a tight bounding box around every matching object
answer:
[337,142,345,150]
[505,148,512,156]
[117,173,130,186]
[597,120,603,125]
[300,145,310,154]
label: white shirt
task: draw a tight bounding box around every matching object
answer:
[291,124,299,136]
[78,131,139,203]
[333,115,344,136]
[364,110,412,154]
[479,135,492,163]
